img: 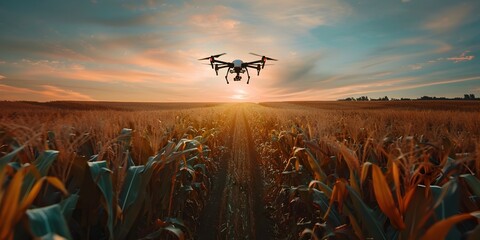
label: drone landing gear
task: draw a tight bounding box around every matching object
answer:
[225,67,230,84]
[246,68,251,84]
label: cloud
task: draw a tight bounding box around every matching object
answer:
[423,4,473,32]
[0,75,5,80]
[446,50,475,63]
[294,75,480,100]
[409,64,422,70]
[394,76,480,91]
[6,55,204,84]
[40,85,95,101]
[0,38,94,61]
[0,0,354,102]
[189,6,239,31]
[382,38,452,55]
[1,0,479,102]
[253,0,352,29]
[0,84,94,101]
[408,50,475,70]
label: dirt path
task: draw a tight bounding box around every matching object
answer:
[198,105,270,239]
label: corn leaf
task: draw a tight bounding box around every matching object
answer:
[18,176,68,219]
[88,160,114,240]
[345,185,387,240]
[392,162,403,213]
[360,162,372,185]
[304,148,327,181]
[0,145,24,169]
[115,162,157,239]
[26,204,72,240]
[22,150,59,198]
[372,164,405,230]
[119,165,145,211]
[311,188,342,227]
[0,166,27,239]
[421,211,480,240]
[309,180,333,198]
[60,193,79,220]
[34,150,59,176]
[338,144,360,172]
[460,174,480,197]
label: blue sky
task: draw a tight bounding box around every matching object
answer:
[0,0,479,101]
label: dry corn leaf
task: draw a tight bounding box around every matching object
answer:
[421,211,480,240]
[372,164,405,230]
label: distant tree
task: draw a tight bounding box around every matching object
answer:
[339,97,356,101]
[362,96,369,101]
[337,94,476,101]
[420,96,433,100]
[355,96,369,101]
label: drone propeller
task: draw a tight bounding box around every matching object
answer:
[249,52,278,61]
[199,53,226,69]
[198,53,226,60]
[250,52,277,69]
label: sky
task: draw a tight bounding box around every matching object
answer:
[0,0,479,102]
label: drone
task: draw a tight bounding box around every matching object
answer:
[199,53,277,84]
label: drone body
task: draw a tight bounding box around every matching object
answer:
[199,53,277,84]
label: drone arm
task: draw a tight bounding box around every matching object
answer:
[215,64,230,76]
[216,65,230,69]
[212,59,230,64]
[243,60,263,65]
[245,64,261,75]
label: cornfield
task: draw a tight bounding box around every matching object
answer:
[0,101,479,240]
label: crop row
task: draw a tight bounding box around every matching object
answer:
[0,107,229,239]
[247,104,480,240]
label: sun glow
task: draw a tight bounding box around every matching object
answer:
[230,88,249,100]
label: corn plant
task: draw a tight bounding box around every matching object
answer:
[246,104,480,240]
[0,107,225,240]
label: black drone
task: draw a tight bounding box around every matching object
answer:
[199,53,277,84]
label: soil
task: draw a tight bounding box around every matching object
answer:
[197,106,272,239]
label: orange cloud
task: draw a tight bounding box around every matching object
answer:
[322,76,480,99]
[447,50,475,63]
[0,84,94,101]
[189,6,239,31]
[423,4,472,32]
[12,59,176,83]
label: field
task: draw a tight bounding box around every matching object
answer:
[1,101,480,240]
